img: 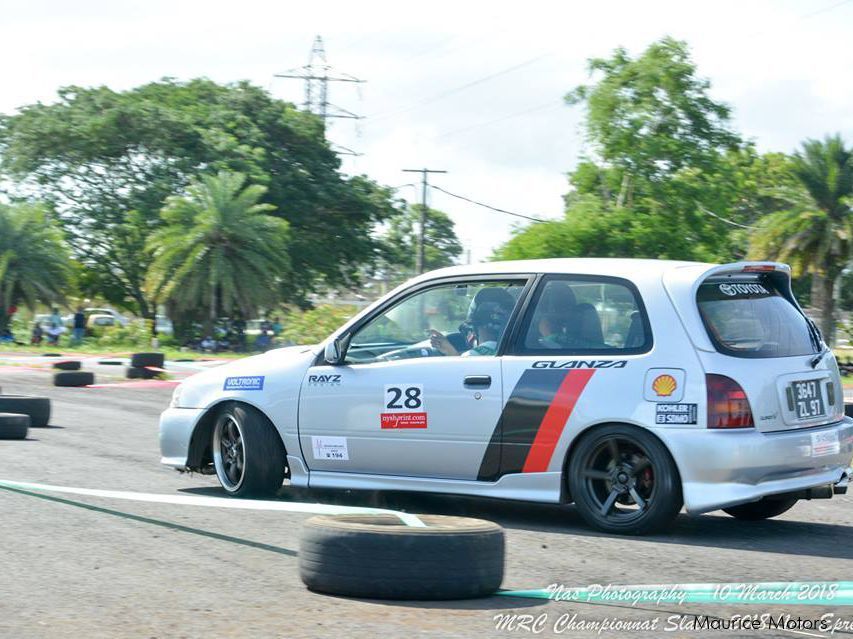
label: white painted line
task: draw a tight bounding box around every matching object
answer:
[0,479,426,527]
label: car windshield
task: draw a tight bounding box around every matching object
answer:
[697,277,818,358]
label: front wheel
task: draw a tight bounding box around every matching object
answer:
[568,425,682,535]
[212,403,286,497]
[723,497,798,521]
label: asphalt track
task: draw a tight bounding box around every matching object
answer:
[1,361,852,638]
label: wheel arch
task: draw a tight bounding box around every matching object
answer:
[186,399,287,471]
[559,420,685,503]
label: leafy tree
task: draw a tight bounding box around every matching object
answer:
[379,204,463,281]
[749,135,853,343]
[0,79,397,319]
[0,202,71,331]
[146,171,290,333]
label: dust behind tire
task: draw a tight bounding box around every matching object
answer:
[300,514,504,600]
[212,403,286,497]
[0,413,30,440]
[130,352,165,369]
[723,497,798,520]
[0,396,50,427]
[54,371,95,387]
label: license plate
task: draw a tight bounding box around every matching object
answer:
[811,430,840,457]
[790,380,825,420]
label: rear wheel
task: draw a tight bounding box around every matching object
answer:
[568,425,682,535]
[723,497,798,520]
[212,403,285,497]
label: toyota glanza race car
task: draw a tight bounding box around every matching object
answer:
[160,258,853,534]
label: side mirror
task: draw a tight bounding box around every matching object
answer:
[324,337,345,365]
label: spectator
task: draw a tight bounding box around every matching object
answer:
[200,335,215,352]
[50,307,62,328]
[72,307,86,345]
[0,327,15,344]
[46,322,65,346]
[255,329,272,351]
[272,316,282,336]
[30,323,44,346]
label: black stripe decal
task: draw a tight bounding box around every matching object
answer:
[477,369,568,480]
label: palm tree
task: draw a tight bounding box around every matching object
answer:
[0,202,71,332]
[146,171,291,334]
[749,135,853,343]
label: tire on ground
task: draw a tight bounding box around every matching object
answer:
[98,360,123,366]
[299,514,504,600]
[0,413,30,440]
[723,497,798,520]
[52,360,81,371]
[126,366,158,380]
[130,352,165,369]
[0,396,51,427]
[212,402,286,497]
[568,423,683,535]
[54,371,95,387]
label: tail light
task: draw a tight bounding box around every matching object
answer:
[706,374,754,429]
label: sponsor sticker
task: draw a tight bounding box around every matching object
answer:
[307,373,342,386]
[644,368,685,402]
[719,283,770,297]
[381,413,428,429]
[532,360,627,369]
[311,436,349,460]
[223,376,265,391]
[811,430,840,457]
[655,403,698,425]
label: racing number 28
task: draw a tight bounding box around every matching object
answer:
[385,385,423,410]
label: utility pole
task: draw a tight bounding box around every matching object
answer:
[274,35,365,155]
[402,168,447,274]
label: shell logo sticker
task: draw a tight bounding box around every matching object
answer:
[652,374,677,397]
[643,368,686,403]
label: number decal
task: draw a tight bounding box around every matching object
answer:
[384,384,424,411]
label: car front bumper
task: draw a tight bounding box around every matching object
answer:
[159,407,206,468]
[654,416,853,514]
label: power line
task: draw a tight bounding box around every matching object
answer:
[696,204,757,230]
[432,100,564,141]
[402,168,448,273]
[430,185,548,224]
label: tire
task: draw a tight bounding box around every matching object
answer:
[212,403,286,497]
[0,396,51,427]
[52,360,81,371]
[845,404,853,419]
[41,353,61,357]
[126,366,158,380]
[130,352,164,369]
[0,413,30,440]
[299,514,504,600]
[98,360,123,366]
[53,371,95,387]
[568,424,683,535]
[723,497,798,521]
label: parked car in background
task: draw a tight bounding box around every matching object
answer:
[87,314,117,329]
[155,315,174,336]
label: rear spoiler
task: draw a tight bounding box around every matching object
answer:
[662,261,793,353]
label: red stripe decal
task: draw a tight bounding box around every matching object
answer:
[522,369,595,473]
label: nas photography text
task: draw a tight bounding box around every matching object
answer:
[493,612,853,635]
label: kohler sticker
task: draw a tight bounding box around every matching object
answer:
[655,403,698,425]
[532,360,627,369]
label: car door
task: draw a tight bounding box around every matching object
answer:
[298,276,531,480]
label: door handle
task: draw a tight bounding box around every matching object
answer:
[464,375,492,388]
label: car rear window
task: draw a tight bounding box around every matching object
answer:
[697,278,818,358]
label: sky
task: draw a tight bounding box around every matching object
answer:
[2,0,852,262]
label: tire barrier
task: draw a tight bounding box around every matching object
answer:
[41,353,62,357]
[98,360,124,366]
[126,367,159,380]
[299,514,505,600]
[53,372,95,387]
[130,353,165,369]
[0,413,29,440]
[52,361,81,371]
[0,396,51,427]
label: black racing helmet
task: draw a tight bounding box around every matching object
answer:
[461,287,515,337]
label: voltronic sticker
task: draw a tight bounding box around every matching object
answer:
[382,384,427,429]
[655,403,698,425]
[311,436,349,460]
[223,376,265,391]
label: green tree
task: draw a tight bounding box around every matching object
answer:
[146,171,290,333]
[0,202,71,331]
[749,135,853,343]
[0,79,396,319]
[379,204,463,281]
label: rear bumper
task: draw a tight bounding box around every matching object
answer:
[654,417,853,514]
[159,407,206,468]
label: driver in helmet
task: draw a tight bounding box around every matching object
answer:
[429,288,514,357]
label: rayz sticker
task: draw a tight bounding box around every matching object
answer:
[382,384,427,429]
[311,436,349,460]
[655,403,698,425]
[223,376,265,391]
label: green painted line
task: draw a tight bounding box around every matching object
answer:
[0,484,298,557]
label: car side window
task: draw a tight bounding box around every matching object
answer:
[346,280,526,364]
[516,276,651,355]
